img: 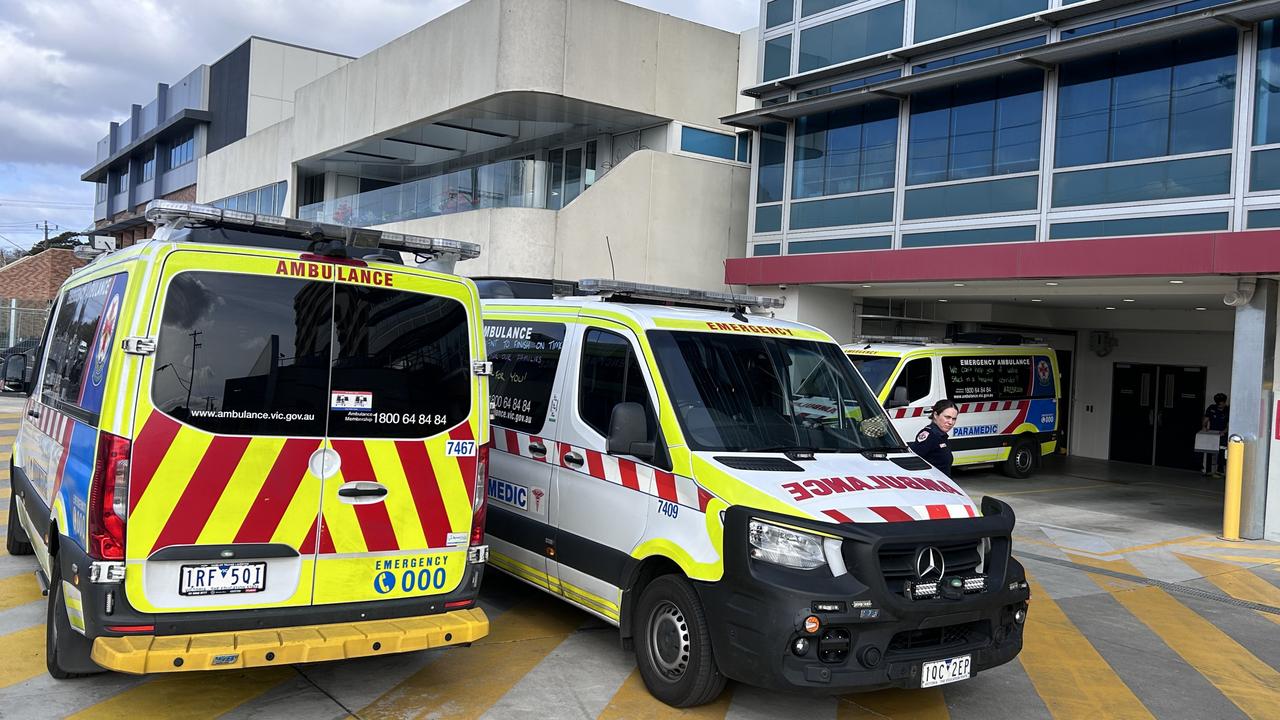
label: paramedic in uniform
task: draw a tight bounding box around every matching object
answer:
[910,400,959,477]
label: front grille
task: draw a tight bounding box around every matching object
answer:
[886,620,990,658]
[877,540,983,596]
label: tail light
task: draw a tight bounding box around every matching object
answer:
[88,432,131,560]
[470,443,489,546]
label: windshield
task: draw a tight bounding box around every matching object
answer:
[847,355,900,396]
[648,331,905,453]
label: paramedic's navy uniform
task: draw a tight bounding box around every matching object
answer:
[910,423,953,478]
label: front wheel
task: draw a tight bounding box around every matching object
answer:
[1002,437,1038,479]
[633,574,726,708]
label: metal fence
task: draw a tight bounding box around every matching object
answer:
[0,299,50,350]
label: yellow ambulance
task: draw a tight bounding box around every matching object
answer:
[5,201,491,677]
[845,342,1060,478]
[479,279,1031,707]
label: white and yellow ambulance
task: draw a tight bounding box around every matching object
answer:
[5,201,491,678]
[479,279,1031,707]
[845,342,1060,478]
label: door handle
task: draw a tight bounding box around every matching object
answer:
[337,481,388,504]
[528,441,547,457]
[563,451,584,468]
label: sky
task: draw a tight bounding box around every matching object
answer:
[0,0,758,251]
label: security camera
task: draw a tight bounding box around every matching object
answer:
[778,284,788,291]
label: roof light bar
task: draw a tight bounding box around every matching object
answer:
[144,200,481,260]
[575,278,785,310]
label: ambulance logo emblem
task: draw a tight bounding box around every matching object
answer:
[91,292,120,387]
[1036,359,1052,387]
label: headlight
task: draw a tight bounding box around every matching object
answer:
[748,520,827,570]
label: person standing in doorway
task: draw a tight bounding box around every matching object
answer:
[910,399,958,478]
[1202,393,1229,477]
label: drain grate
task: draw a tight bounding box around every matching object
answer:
[1015,550,1280,616]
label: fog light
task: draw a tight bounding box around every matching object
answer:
[803,615,821,634]
[858,645,882,668]
[963,577,986,592]
[792,637,810,656]
[1014,608,1027,624]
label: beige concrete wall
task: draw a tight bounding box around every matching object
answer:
[736,27,760,114]
[247,39,351,135]
[555,150,748,291]
[196,118,295,210]
[756,285,854,343]
[290,0,742,162]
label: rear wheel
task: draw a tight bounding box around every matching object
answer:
[1002,436,1038,479]
[6,488,33,555]
[633,574,726,708]
[46,559,100,678]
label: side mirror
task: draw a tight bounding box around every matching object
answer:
[607,402,654,460]
[4,354,26,393]
[885,386,909,408]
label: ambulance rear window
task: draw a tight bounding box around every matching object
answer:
[153,272,331,437]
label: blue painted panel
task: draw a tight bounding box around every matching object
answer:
[59,421,100,550]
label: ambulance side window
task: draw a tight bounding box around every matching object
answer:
[578,328,658,449]
[41,272,127,413]
[485,320,566,433]
[888,358,931,406]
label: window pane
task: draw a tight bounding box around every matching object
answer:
[1171,31,1237,154]
[902,225,1036,248]
[1250,147,1280,191]
[681,126,737,160]
[578,329,655,441]
[1247,208,1280,228]
[758,123,788,204]
[798,2,904,73]
[484,320,565,431]
[1110,45,1173,162]
[996,71,1044,173]
[753,243,782,256]
[153,272,331,436]
[801,0,850,16]
[1048,212,1227,239]
[767,0,794,27]
[1052,154,1231,207]
[794,100,899,199]
[1256,19,1280,144]
[788,235,891,253]
[903,175,1038,220]
[949,77,997,179]
[764,35,792,81]
[329,286,471,438]
[755,204,783,233]
[790,191,894,229]
[737,133,751,162]
[913,0,1046,43]
[42,273,127,412]
[1055,56,1112,167]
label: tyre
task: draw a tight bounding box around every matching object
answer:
[6,488,33,556]
[46,559,101,678]
[1002,436,1038,479]
[632,574,726,708]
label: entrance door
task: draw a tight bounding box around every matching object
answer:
[1109,363,1157,464]
[545,141,598,209]
[1109,363,1207,469]
[1153,366,1206,470]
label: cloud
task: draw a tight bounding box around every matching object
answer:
[0,0,760,243]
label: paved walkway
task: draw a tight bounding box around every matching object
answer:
[1,406,1277,719]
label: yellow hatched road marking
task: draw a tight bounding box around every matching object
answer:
[1188,540,1280,552]
[1017,574,1153,719]
[1177,554,1280,626]
[320,468,367,554]
[839,688,950,719]
[0,572,42,612]
[128,428,212,552]
[1203,554,1280,566]
[598,668,733,719]
[196,436,286,545]
[1069,553,1280,720]
[427,434,471,535]
[1090,535,1210,557]
[0,625,46,689]
[0,487,10,501]
[366,441,428,549]
[358,595,583,719]
[66,667,293,720]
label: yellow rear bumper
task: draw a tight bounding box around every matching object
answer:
[91,607,488,674]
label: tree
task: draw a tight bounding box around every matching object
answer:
[28,231,81,256]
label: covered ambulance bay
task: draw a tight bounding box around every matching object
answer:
[750,275,1280,541]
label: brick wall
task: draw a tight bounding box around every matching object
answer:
[101,184,198,248]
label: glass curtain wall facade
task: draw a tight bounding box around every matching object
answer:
[749,0,1280,256]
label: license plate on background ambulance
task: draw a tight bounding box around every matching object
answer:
[179,562,267,596]
[920,654,971,688]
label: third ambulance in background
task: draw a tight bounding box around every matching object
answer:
[845,341,1060,478]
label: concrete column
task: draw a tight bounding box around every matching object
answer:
[157,83,170,122]
[1230,277,1278,539]
[1266,294,1280,542]
[753,285,855,344]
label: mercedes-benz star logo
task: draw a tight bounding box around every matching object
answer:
[915,546,946,582]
